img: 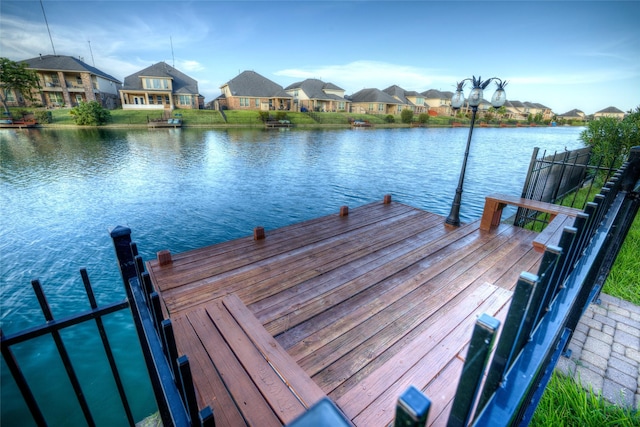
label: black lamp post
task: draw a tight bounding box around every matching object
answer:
[445,76,508,227]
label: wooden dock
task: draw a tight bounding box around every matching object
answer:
[146,197,546,426]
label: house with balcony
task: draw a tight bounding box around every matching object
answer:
[382,85,428,114]
[13,55,121,109]
[218,70,292,111]
[284,79,350,112]
[119,62,201,110]
[594,106,625,120]
[348,88,403,115]
[557,109,586,122]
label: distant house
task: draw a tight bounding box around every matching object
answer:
[504,100,527,120]
[594,106,625,120]
[382,85,428,114]
[421,89,452,116]
[348,88,403,115]
[284,78,350,112]
[119,62,201,110]
[558,109,586,122]
[219,70,292,111]
[14,54,121,109]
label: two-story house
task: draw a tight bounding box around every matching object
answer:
[218,70,292,111]
[284,79,350,112]
[421,89,452,116]
[119,62,201,110]
[382,85,428,114]
[14,54,121,109]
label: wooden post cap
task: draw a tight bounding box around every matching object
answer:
[157,250,172,266]
[254,226,265,240]
[339,206,349,217]
[384,194,392,204]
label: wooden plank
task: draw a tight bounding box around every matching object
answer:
[337,285,512,426]
[480,193,582,231]
[423,358,464,426]
[532,213,573,253]
[148,202,416,290]
[202,299,308,425]
[274,220,492,351]
[162,207,429,313]
[171,314,247,426]
[221,294,326,409]
[185,307,282,427]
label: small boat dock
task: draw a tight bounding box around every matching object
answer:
[146,196,548,426]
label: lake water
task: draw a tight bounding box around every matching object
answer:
[1,125,585,425]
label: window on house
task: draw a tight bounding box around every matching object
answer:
[49,92,63,104]
[255,98,259,107]
[378,104,385,112]
[76,76,83,85]
[6,91,15,102]
[179,95,191,105]
[157,95,164,104]
[339,102,345,110]
[165,95,170,104]
[144,78,169,89]
[240,97,249,107]
[75,95,83,103]
[368,103,374,111]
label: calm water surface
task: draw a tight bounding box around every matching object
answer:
[1,126,584,425]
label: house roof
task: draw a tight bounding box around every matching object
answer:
[122,62,199,94]
[595,106,624,114]
[222,70,291,98]
[382,85,414,106]
[558,109,584,117]
[349,88,401,104]
[284,78,346,101]
[20,54,121,84]
[421,89,446,99]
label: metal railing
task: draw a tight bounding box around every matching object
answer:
[439,146,639,426]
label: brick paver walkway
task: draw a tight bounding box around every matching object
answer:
[556,293,640,410]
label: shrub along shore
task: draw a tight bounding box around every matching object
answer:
[5,107,582,129]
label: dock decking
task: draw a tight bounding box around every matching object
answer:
[147,199,545,426]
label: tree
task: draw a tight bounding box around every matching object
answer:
[69,101,111,125]
[400,109,414,124]
[580,106,640,170]
[0,57,40,116]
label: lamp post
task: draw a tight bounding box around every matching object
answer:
[445,76,508,227]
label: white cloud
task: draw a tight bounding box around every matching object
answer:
[275,61,457,94]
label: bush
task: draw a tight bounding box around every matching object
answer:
[400,109,414,124]
[257,111,270,122]
[385,114,395,123]
[580,106,639,170]
[69,101,111,125]
[275,111,288,120]
[418,113,430,124]
[35,110,52,123]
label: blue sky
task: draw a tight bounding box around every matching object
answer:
[1,0,638,114]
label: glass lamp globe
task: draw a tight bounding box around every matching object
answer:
[491,88,506,107]
[468,87,483,107]
[451,91,465,109]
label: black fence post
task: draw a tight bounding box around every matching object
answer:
[110,226,137,288]
[447,314,500,427]
[394,385,431,427]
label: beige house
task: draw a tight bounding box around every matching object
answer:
[11,55,121,109]
[120,62,201,110]
[421,89,452,116]
[284,79,350,112]
[558,109,586,122]
[382,85,428,114]
[349,88,403,115]
[594,106,625,119]
[218,70,292,111]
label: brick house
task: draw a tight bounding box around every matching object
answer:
[284,78,349,112]
[219,70,292,111]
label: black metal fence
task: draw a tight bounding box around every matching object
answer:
[514,146,619,229]
[1,270,133,426]
[440,146,640,426]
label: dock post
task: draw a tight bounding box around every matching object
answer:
[254,226,265,240]
[384,194,392,204]
[340,206,349,216]
[157,250,172,266]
